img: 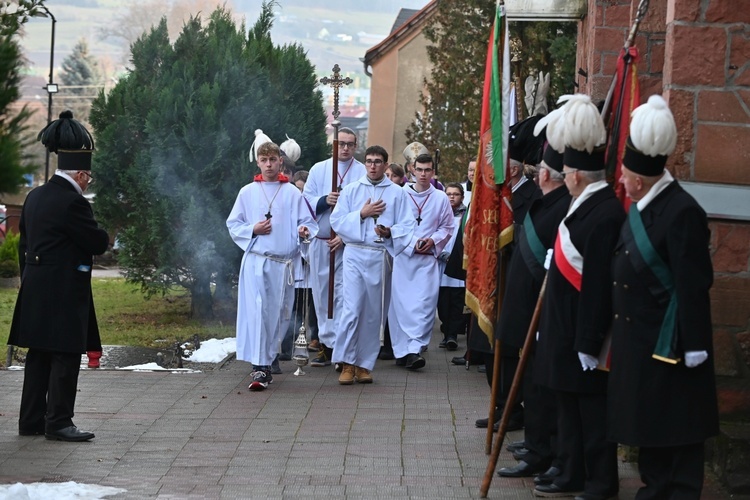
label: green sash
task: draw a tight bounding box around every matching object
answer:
[518,210,546,281]
[625,205,681,364]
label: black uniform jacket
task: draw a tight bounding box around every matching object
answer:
[8,175,109,354]
[496,185,571,348]
[535,186,626,394]
[607,181,719,447]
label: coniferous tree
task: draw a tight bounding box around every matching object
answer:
[89,3,327,319]
[0,1,43,193]
[406,1,576,183]
[58,39,103,123]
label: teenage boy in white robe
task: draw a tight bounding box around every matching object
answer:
[388,153,454,370]
[329,145,415,385]
[303,127,366,368]
[227,141,317,391]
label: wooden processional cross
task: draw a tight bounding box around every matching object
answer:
[320,64,353,319]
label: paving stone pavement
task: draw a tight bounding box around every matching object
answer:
[0,331,732,499]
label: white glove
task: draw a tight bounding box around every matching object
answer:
[685,350,708,368]
[544,248,553,270]
[578,352,599,371]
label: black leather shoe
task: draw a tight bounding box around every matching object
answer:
[378,347,395,360]
[45,426,95,442]
[405,353,425,370]
[395,356,407,366]
[451,356,466,366]
[506,440,526,452]
[512,448,530,461]
[477,365,487,373]
[533,483,583,498]
[492,417,524,433]
[19,427,45,436]
[497,460,550,478]
[446,338,458,350]
[534,466,562,486]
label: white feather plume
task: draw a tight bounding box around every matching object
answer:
[560,94,606,153]
[249,129,272,163]
[533,105,566,153]
[280,134,301,163]
[629,95,677,157]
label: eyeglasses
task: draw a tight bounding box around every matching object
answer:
[414,167,433,173]
[560,169,577,179]
[339,141,356,149]
[81,171,94,185]
[365,159,384,166]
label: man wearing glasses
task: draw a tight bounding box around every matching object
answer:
[388,154,454,370]
[329,145,415,384]
[9,111,109,442]
[303,128,366,369]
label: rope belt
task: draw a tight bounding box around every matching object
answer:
[249,251,295,286]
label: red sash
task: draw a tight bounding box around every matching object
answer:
[553,221,583,291]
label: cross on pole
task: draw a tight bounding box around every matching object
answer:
[320,64,353,120]
[319,64,353,319]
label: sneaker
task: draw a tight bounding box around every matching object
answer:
[270,357,282,375]
[355,366,373,384]
[338,364,355,385]
[307,339,320,352]
[310,348,332,367]
[248,370,272,391]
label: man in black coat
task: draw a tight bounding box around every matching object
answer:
[8,111,109,442]
[607,95,719,499]
[534,95,624,499]
[497,139,571,479]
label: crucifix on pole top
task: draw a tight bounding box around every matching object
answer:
[319,64,353,319]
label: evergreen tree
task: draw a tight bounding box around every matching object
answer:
[59,39,102,96]
[406,1,576,183]
[0,1,43,193]
[89,3,327,319]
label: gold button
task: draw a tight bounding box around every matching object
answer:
[35,256,39,262]
[623,284,629,290]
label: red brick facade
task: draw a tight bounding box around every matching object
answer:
[579,0,750,418]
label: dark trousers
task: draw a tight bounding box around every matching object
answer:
[437,286,467,340]
[636,443,705,500]
[20,349,81,432]
[554,390,618,496]
[522,351,557,468]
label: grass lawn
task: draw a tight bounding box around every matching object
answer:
[0,278,236,356]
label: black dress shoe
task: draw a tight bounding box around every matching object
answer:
[451,356,466,366]
[506,440,526,452]
[492,417,524,433]
[378,347,395,360]
[533,483,583,498]
[574,493,618,500]
[395,356,407,366]
[19,427,45,436]
[534,466,562,486]
[405,353,425,370]
[497,460,550,478]
[512,448,530,461]
[445,338,458,350]
[45,426,95,442]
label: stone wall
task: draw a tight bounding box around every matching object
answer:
[579,0,750,420]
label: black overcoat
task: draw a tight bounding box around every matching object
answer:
[607,181,719,447]
[535,186,625,394]
[496,185,571,348]
[8,175,109,354]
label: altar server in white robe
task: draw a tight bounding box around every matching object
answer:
[303,127,366,367]
[227,141,317,391]
[329,145,415,385]
[388,153,454,370]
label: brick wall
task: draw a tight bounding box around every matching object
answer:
[579,0,750,419]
